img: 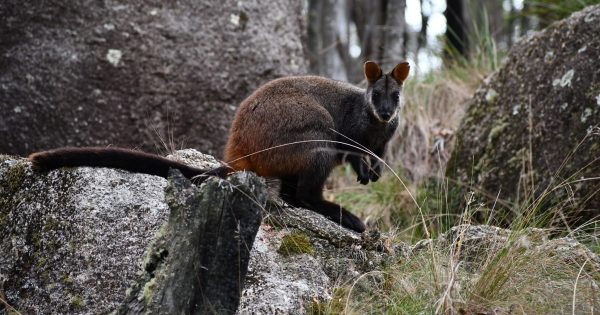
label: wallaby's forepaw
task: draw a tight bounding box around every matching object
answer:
[368,160,383,182]
[357,173,370,185]
[368,170,380,182]
[357,159,371,185]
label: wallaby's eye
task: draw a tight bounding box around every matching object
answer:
[372,91,380,98]
[392,91,400,100]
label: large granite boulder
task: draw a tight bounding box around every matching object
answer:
[447,5,600,224]
[0,0,307,157]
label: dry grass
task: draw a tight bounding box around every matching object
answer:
[317,224,600,315]
[389,65,486,184]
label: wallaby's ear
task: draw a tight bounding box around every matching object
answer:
[390,62,410,84]
[364,61,383,84]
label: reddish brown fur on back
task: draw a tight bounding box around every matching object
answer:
[29,70,396,233]
[224,76,342,177]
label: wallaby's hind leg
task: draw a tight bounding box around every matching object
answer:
[307,198,366,233]
[291,160,366,233]
[279,175,299,203]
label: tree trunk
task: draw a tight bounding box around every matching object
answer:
[307,0,347,80]
[444,0,469,61]
[380,0,407,70]
[117,170,265,314]
[307,0,407,82]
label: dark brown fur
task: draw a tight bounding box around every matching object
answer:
[29,61,410,233]
[29,147,230,181]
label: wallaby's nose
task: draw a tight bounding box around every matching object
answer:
[380,112,392,121]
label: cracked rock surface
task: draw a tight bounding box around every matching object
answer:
[0,150,405,314]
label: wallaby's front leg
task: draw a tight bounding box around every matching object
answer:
[369,156,383,182]
[368,147,386,182]
[348,154,371,185]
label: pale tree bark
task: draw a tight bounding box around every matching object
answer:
[307,0,407,83]
[307,0,348,80]
[380,0,407,71]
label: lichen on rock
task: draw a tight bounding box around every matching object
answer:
[0,158,170,313]
[1,148,599,313]
[238,203,408,314]
[0,0,307,156]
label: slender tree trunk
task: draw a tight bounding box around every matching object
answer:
[521,1,533,34]
[380,0,407,70]
[507,0,517,48]
[418,0,429,52]
[307,0,407,81]
[444,0,468,62]
[307,0,347,80]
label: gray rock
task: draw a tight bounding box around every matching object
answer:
[415,224,600,273]
[0,150,218,313]
[0,156,170,313]
[239,228,332,314]
[239,204,408,314]
[118,169,265,314]
[166,148,221,169]
[0,0,307,157]
[447,5,600,224]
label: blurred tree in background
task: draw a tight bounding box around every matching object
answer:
[305,0,600,79]
[307,0,407,82]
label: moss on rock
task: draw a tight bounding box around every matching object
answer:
[70,295,86,309]
[278,232,315,256]
[2,159,28,193]
[142,278,157,305]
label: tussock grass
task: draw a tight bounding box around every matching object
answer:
[523,0,600,26]
[318,228,600,314]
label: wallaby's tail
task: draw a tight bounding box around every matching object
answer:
[28,147,231,181]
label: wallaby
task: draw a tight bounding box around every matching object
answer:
[29,60,410,233]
